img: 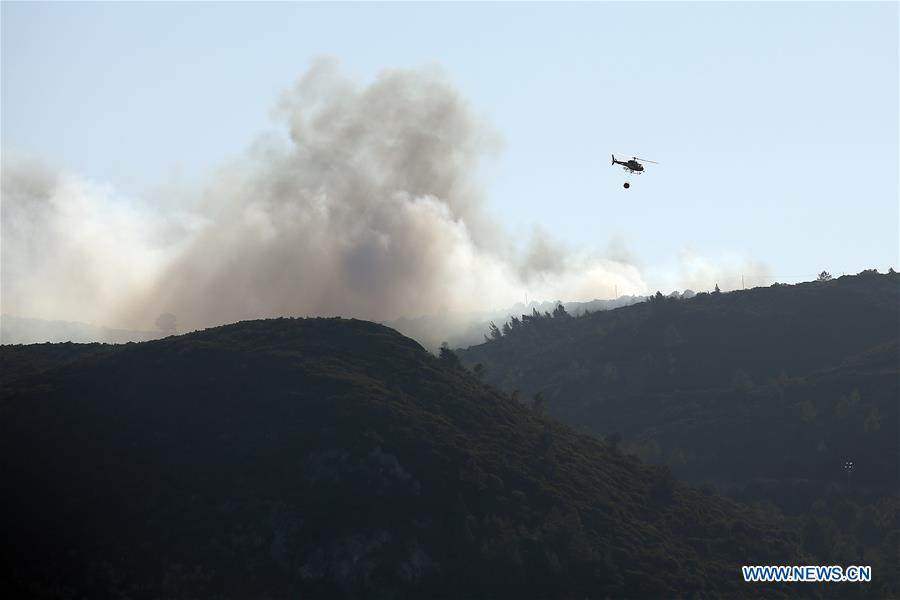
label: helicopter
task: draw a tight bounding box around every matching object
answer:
[612,154,658,173]
[612,154,658,189]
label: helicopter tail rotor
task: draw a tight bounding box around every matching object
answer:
[611,154,615,165]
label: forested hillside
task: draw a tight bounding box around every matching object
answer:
[3,318,807,599]
[458,271,900,592]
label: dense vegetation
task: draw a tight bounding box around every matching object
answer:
[459,271,900,595]
[2,318,808,598]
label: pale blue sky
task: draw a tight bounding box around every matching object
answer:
[3,1,898,287]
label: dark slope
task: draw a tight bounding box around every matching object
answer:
[457,271,900,593]
[1,318,803,599]
[457,272,898,466]
[0,341,117,384]
[459,271,898,402]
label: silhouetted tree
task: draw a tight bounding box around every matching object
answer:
[532,392,546,415]
[552,302,570,318]
[440,342,462,369]
[502,322,512,335]
[488,321,502,340]
[817,271,833,282]
[713,284,721,294]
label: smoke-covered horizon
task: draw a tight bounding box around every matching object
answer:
[2,60,769,335]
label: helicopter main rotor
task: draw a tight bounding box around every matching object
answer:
[615,155,658,164]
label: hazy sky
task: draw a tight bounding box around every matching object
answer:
[3,1,898,303]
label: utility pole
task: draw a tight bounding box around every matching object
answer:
[742,274,745,289]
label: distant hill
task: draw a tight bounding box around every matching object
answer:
[0,314,162,344]
[0,297,647,350]
[385,296,648,350]
[458,271,899,592]
[2,318,804,599]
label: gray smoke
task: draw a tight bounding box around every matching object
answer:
[8,60,745,335]
[1,150,180,328]
[676,250,772,292]
[126,59,645,330]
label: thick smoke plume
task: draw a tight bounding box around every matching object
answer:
[3,60,647,332]
[5,60,767,336]
[1,151,180,328]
